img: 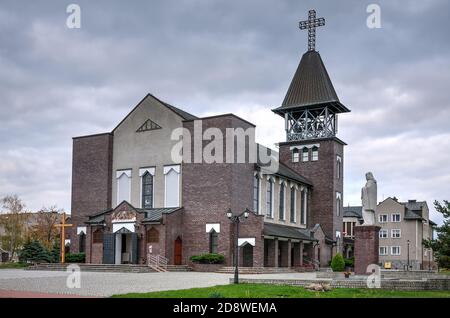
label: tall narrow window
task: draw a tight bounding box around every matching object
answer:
[116,170,131,205]
[142,172,153,209]
[266,179,273,217]
[302,147,309,162]
[279,183,285,220]
[209,230,219,254]
[301,189,306,224]
[164,165,180,207]
[311,146,319,161]
[336,156,342,179]
[336,192,342,216]
[146,227,159,243]
[292,148,299,162]
[253,174,260,213]
[290,187,296,222]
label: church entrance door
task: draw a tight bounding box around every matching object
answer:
[242,244,253,267]
[174,237,182,265]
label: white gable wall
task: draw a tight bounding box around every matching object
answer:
[112,95,185,209]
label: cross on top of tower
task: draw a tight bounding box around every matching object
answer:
[299,9,325,51]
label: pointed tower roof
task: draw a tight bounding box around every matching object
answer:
[273,50,350,116]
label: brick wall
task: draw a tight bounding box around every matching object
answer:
[278,138,344,243]
[70,133,113,253]
[182,115,263,267]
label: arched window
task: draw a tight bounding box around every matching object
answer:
[301,189,307,224]
[279,182,285,220]
[209,230,219,254]
[336,192,342,216]
[253,174,260,213]
[292,148,299,162]
[290,187,296,222]
[142,172,154,209]
[146,227,159,243]
[93,228,103,244]
[79,233,86,253]
[336,155,342,179]
[311,146,319,161]
[302,147,309,162]
[266,179,274,217]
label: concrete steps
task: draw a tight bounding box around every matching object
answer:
[27,263,192,273]
[216,267,297,274]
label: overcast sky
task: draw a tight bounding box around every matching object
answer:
[0,0,449,224]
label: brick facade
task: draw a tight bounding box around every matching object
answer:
[354,225,380,275]
[279,138,344,248]
[70,133,113,254]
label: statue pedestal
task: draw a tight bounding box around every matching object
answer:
[354,225,380,275]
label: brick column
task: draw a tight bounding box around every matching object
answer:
[354,225,381,275]
[299,241,304,266]
[274,238,279,267]
[287,240,292,268]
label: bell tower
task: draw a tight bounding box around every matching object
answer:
[274,10,350,251]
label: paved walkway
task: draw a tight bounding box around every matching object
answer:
[0,269,316,297]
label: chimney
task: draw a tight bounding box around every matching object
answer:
[393,197,398,202]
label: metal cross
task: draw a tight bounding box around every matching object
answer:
[299,9,325,51]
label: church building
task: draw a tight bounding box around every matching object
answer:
[69,10,350,269]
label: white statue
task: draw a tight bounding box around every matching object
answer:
[361,172,377,225]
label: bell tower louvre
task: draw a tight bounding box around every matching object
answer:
[274,10,350,251]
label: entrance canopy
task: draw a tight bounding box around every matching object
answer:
[263,223,317,241]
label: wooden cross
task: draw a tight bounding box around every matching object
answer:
[299,9,325,51]
[54,212,72,264]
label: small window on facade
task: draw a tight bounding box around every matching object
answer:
[379,229,388,238]
[142,172,153,209]
[279,183,285,220]
[392,213,401,222]
[379,246,388,256]
[146,227,159,243]
[391,229,401,238]
[311,146,319,161]
[93,229,103,244]
[301,147,309,162]
[391,246,401,255]
[209,230,219,254]
[292,148,299,162]
[253,175,260,213]
[379,214,388,223]
[291,187,296,223]
[266,179,274,217]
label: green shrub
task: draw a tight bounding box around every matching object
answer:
[344,257,354,267]
[190,253,225,264]
[208,292,224,298]
[438,255,450,269]
[65,253,86,263]
[19,240,52,264]
[331,253,345,272]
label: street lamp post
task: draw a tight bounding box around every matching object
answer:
[407,240,410,271]
[227,208,250,284]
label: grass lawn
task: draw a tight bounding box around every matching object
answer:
[0,262,29,269]
[112,283,450,298]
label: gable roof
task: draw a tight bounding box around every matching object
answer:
[112,94,197,133]
[272,50,350,115]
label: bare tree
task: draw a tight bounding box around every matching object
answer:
[30,206,62,250]
[0,194,28,260]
